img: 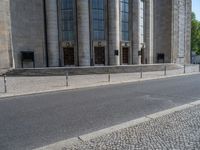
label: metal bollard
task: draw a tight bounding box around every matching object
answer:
[140,66,143,78]
[3,75,7,93]
[198,64,200,72]
[184,64,186,74]
[66,72,69,87]
[108,70,111,82]
[164,65,167,76]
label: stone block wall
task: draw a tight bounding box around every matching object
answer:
[10,0,46,68]
[154,0,191,64]
[153,0,172,63]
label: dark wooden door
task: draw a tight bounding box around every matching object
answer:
[122,48,129,64]
[63,48,74,66]
[94,47,105,65]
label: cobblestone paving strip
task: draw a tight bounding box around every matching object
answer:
[65,105,200,150]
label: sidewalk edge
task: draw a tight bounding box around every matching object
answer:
[34,99,200,150]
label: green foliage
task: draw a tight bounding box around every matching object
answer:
[191,12,200,55]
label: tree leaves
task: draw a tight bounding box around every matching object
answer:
[192,12,200,55]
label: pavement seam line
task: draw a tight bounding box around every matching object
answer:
[34,99,200,150]
[190,100,200,106]
[188,103,195,106]
[77,136,84,142]
[145,116,154,120]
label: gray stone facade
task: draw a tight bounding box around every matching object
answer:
[0,0,192,69]
[10,0,46,68]
[0,0,46,69]
[154,0,191,64]
[154,0,173,63]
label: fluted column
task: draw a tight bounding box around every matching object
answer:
[132,0,140,64]
[108,0,120,66]
[185,0,191,64]
[77,0,90,66]
[145,0,154,64]
[172,0,191,64]
[45,0,59,67]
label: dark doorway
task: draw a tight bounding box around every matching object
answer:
[157,53,165,63]
[63,48,75,66]
[94,47,105,65]
[122,47,129,64]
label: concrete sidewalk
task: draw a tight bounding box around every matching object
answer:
[0,65,199,98]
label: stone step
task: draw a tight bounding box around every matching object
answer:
[4,64,183,76]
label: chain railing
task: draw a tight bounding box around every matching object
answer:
[0,64,200,96]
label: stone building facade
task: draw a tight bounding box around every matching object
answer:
[0,0,192,69]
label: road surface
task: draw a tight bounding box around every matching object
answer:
[0,74,200,150]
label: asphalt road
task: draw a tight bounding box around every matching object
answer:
[0,74,200,150]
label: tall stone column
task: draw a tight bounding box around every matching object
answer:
[171,0,179,63]
[108,0,120,66]
[45,0,59,67]
[77,0,90,66]
[185,0,191,64]
[145,0,154,64]
[132,0,140,64]
[172,0,191,64]
[0,0,13,69]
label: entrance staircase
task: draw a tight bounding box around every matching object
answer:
[4,64,183,76]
